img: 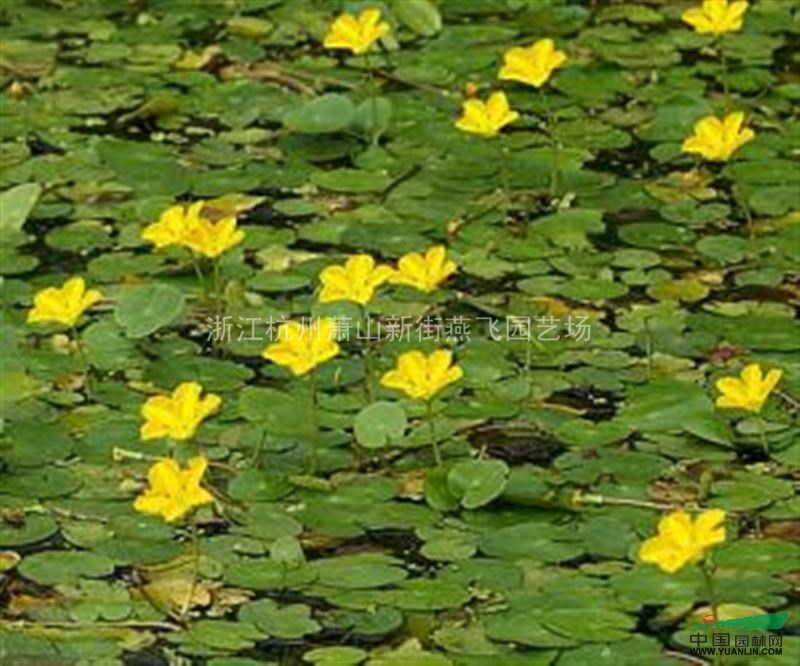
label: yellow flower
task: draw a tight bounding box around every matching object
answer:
[639,509,726,574]
[319,254,394,305]
[682,0,749,35]
[388,246,457,293]
[498,38,568,88]
[381,349,463,401]
[142,202,204,249]
[140,382,222,442]
[681,112,755,161]
[183,215,245,258]
[262,318,340,376]
[323,7,389,56]
[455,91,519,138]
[134,456,214,523]
[27,277,103,328]
[715,363,782,413]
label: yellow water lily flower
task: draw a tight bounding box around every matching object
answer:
[389,245,457,293]
[142,202,204,249]
[499,38,568,88]
[715,363,782,413]
[27,277,103,328]
[262,318,340,376]
[381,349,463,401]
[134,456,214,523]
[140,382,222,442]
[681,112,755,161]
[682,0,748,35]
[318,254,394,305]
[183,215,245,258]
[323,7,390,56]
[639,509,726,574]
[455,91,519,138]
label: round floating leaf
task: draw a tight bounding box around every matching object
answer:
[393,0,442,36]
[368,639,452,666]
[18,550,115,585]
[225,558,316,591]
[239,599,320,639]
[354,401,407,449]
[389,579,471,611]
[555,419,632,447]
[312,555,407,589]
[447,459,509,509]
[715,539,800,575]
[542,608,635,643]
[311,169,393,193]
[479,523,584,562]
[283,94,355,134]
[559,635,665,665]
[352,97,392,139]
[0,183,41,244]
[647,278,709,303]
[303,646,367,665]
[115,283,185,338]
[0,515,58,547]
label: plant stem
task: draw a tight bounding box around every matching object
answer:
[362,305,376,401]
[212,257,222,319]
[573,491,686,512]
[719,39,730,111]
[757,417,770,457]
[0,619,181,632]
[743,199,756,242]
[701,562,719,623]
[112,447,160,463]
[308,370,320,473]
[364,342,376,402]
[539,89,560,200]
[190,252,209,303]
[494,140,511,205]
[426,399,442,467]
[775,389,799,412]
[643,316,654,378]
[71,325,93,400]
[524,336,532,394]
[180,517,200,620]
[701,561,723,666]
[364,53,379,146]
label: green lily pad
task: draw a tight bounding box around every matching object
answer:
[283,94,356,134]
[447,459,509,509]
[18,550,115,585]
[114,283,185,338]
[354,401,407,449]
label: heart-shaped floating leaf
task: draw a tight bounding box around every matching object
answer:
[0,182,41,246]
[114,283,185,338]
[354,401,407,449]
[283,93,355,134]
[393,0,442,37]
[447,459,509,509]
